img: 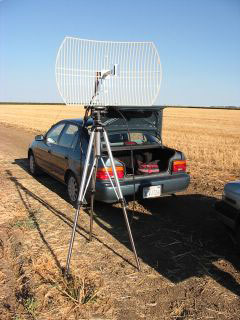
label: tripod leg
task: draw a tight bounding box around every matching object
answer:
[65,205,81,276]
[120,200,141,271]
[89,157,98,241]
[102,130,140,271]
[65,130,95,276]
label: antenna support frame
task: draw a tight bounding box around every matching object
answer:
[55,37,163,275]
[65,105,141,275]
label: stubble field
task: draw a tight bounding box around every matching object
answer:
[0,104,240,319]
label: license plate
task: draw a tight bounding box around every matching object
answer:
[143,185,162,199]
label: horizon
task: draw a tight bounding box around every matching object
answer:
[0,102,239,110]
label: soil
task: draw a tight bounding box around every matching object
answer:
[0,123,240,320]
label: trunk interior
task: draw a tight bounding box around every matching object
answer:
[110,146,176,176]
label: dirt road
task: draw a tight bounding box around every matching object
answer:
[0,123,35,159]
[0,123,240,319]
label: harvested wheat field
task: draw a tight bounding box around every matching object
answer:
[0,104,240,320]
[162,107,240,194]
[0,104,86,133]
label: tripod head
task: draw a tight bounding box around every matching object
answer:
[84,105,108,126]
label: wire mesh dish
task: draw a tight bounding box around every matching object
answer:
[55,37,162,107]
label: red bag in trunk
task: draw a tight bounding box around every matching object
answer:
[137,160,160,175]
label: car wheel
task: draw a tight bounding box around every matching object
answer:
[29,153,41,176]
[67,173,79,206]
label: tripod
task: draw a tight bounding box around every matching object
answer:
[65,106,140,275]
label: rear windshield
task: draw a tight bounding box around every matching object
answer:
[102,109,162,132]
[102,131,160,147]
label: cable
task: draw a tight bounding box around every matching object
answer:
[113,108,137,225]
[78,106,91,206]
[53,104,64,127]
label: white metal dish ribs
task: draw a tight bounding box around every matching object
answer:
[55,37,162,107]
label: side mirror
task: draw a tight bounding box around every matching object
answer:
[35,135,44,141]
[46,137,56,144]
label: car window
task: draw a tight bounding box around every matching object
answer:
[58,124,79,148]
[46,123,65,144]
[71,131,80,149]
[75,132,87,153]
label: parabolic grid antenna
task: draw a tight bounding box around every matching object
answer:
[55,37,162,107]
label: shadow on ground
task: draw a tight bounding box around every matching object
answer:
[11,158,240,297]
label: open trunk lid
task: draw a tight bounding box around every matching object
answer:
[101,106,163,139]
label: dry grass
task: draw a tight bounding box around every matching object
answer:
[0,167,112,320]
[0,104,86,133]
[162,108,240,170]
[162,108,240,189]
[0,104,240,319]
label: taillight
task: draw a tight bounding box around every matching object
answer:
[172,160,186,173]
[96,166,124,180]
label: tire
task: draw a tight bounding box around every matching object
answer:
[67,173,79,206]
[29,153,41,176]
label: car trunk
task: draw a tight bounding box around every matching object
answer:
[109,146,176,176]
[99,106,182,176]
[100,106,178,176]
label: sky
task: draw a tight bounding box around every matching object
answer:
[0,0,240,106]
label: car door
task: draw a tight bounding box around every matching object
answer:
[34,122,65,173]
[49,123,79,181]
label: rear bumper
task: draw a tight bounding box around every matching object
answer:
[95,173,190,203]
[215,200,240,230]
